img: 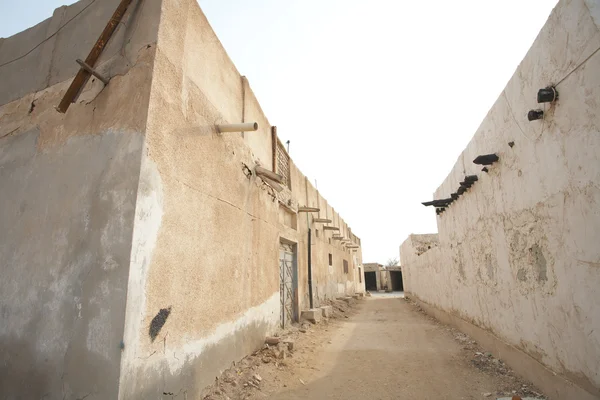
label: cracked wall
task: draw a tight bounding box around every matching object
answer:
[117,0,364,398]
[1,0,364,398]
[401,0,600,398]
[0,0,160,398]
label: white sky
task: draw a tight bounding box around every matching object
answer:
[0,0,558,264]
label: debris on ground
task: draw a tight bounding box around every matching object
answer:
[199,295,363,399]
[405,297,546,400]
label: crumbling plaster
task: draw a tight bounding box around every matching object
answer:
[118,0,363,397]
[401,0,600,397]
[0,41,156,400]
[0,0,160,398]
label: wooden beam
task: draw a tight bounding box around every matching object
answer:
[75,59,109,84]
[260,176,283,192]
[313,218,332,223]
[298,206,320,213]
[322,226,339,231]
[255,166,284,184]
[57,0,133,113]
[332,237,344,240]
[346,245,360,249]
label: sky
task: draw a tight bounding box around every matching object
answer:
[0,0,558,264]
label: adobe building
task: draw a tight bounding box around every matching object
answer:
[0,0,365,398]
[400,0,600,398]
[363,263,403,292]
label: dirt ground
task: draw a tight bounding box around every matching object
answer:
[200,295,546,400]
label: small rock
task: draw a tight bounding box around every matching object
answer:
[253,374,262,382]
[283,340,294,351]
[299,328,307,333]
[265,336,280,345]
[484,393,492,397]
[214,389,221,395]
[475,352,484,356]
[299,379,306,385]
[262,356,271,363]
[231,381,238,387]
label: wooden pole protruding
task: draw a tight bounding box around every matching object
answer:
[260,176,283,192]
[298,206,320,213]
[255,166,284,184]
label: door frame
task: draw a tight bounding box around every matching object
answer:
[279,238,298,327]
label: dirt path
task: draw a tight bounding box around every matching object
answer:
[202,295,545,400]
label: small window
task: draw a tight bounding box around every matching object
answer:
[343,259,348,274]
[328,238,331,245]
[359,267,362,283]
[315,229,320,238]
[328,253,333,266]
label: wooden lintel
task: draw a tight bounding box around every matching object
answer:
[323,226,340,231]
[332,237,344,240]
[57,0,133,113]
[255,166,284,184]
[346,246,360,249]
[313,218,332,223]
[298,206,320,213]
[260,176,283,192]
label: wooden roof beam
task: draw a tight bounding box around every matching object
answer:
[260,176,283,192]
[255,166,284,184]
[298,206,320,213]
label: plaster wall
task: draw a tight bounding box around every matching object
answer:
[0,2,158,396]
[401,0,600,397]
[118,0,363,397]
[0,0,160,107]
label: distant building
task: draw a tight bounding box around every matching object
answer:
[363,263,403,292]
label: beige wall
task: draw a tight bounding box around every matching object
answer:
[0,1,159,397]
[401,0,600,398]
[1,0,363,397]
[118,0,364,397]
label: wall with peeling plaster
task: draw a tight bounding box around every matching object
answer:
[0,0,160,398]
[0,0,364,398]
[116,0,364,398]
[401,0,600,398]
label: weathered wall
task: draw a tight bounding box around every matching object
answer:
[118,0,363,398]
[0,0,159,107]
[0,0,159,397]
[401,0,600,398]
